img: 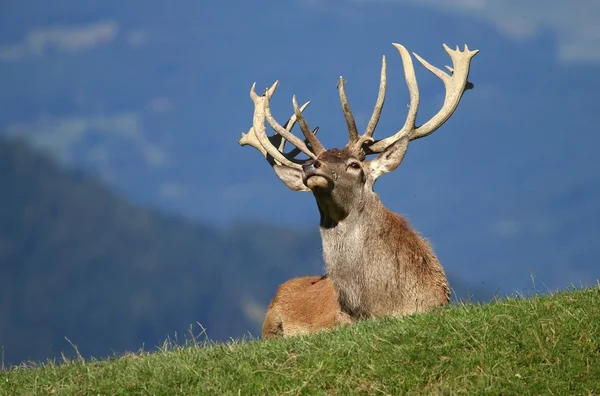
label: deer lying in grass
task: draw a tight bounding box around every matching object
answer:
[262,275,345,339]
[240,42,478,338]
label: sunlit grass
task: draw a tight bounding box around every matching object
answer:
[2,284,599,395]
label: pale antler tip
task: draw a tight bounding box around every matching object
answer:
[250,82,258,99]
[298,100,311,112]
[441,43,479,56]
[263,81,279,98]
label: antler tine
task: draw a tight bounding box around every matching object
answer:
[343,56,387,158]
[338,77,359,144]
[288,127,320,158]
[239,82,274,159]
[277,101,311,152]
[239,82,302,169]
[367,44,419,154]
[292,96,325,155]
[264,88,318,160]
[364,55,387,138]
[368,43,478,154]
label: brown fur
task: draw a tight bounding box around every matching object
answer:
[262,146,450,338]
[304,150,450,319]
[262,275,351,339]
[306,147,450,320]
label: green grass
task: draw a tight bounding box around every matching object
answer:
[2,285,599,395]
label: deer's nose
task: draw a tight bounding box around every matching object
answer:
[303,160,321,173]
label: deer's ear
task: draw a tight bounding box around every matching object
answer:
[368,135,409,181]
[273,164,310,192]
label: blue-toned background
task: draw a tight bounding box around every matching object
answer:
[1,0,598,366]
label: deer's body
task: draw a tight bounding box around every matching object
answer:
[262,275,348,339]
[240,42,478,337]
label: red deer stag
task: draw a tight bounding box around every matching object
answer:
[240,43,478,338]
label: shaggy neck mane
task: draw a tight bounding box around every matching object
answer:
[317,193,450,319]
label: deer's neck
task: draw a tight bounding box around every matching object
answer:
[313,186,369,229]
[318,195,449,319]
[318,194,389,317]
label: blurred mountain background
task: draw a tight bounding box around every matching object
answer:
[1,0,599,366]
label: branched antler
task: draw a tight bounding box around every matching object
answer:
[367,44,479,154]
[239,82,323,169]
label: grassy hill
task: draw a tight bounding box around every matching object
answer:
[2,285,598,395]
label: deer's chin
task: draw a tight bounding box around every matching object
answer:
[306,175,332,192]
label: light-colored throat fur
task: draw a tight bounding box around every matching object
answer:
[317,193,450,320]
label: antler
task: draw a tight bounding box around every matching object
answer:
[240,43,477,169]
[339,56,387,158]
[239,82,323,169]
[367,43,479,154]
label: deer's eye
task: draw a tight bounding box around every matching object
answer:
[348,162,361,170]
